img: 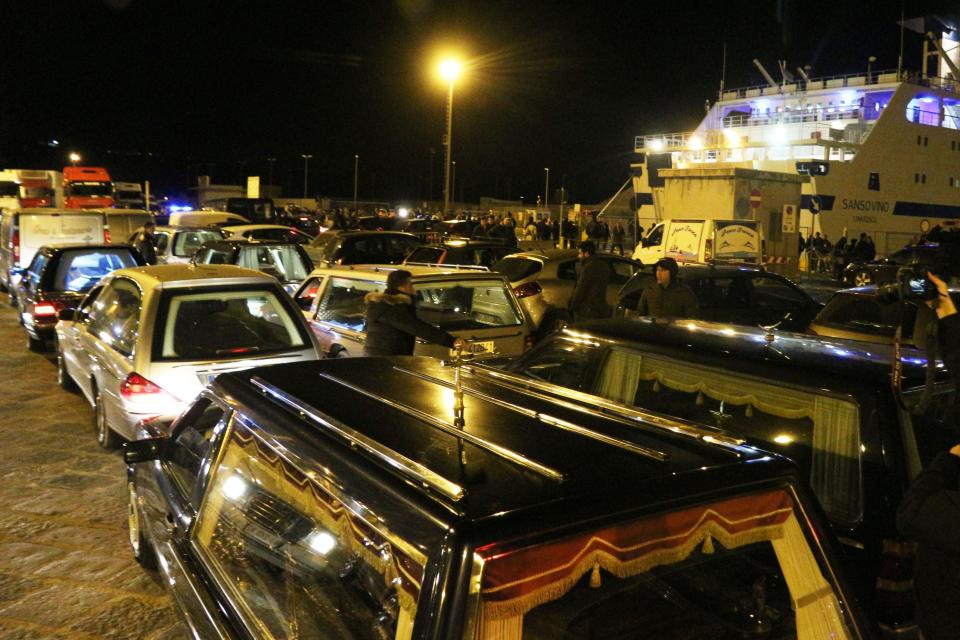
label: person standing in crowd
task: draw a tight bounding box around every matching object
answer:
[132,220,158,265]
[567,241,611,322]
[897,271,960,640]
[832,235,848,280]
[611,223,626,255]
[637,257,698,318]
[523,217,537,242]
[363,270,464,356]
[537,217,551,241]
[490,217,518,248]
[599,220,610,252]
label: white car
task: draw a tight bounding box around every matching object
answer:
[56,264,322,448]
[127,226,225,264]
[221,224,314,244]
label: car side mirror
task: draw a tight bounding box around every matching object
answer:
[123,437,165,464]
[57,308,77,322]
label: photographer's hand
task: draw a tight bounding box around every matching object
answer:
[951,443,960,458]
[928,272,957,319]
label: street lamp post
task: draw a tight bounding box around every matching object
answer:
[544,167,550,219]
[451,160,457,210]
[267,157,276,196]
[353,155,359,213]
[867,55,877,84]
[439,59,461,215]
[301,154,312,199]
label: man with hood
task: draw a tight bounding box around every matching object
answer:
[363,269,464,356]
[637,257,698,318]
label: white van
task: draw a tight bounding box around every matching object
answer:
[104,208,153,243]
[632,218,764,266]
[0,208,106,297]
[166,210,249,227]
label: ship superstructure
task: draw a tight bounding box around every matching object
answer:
[632,31,960,256]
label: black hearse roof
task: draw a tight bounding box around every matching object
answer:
[570,317,943,386]
[216,356,798,531]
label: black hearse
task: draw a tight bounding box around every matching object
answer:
[125,356,871,639]
[498,318,955,636]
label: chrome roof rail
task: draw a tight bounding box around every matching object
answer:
[318,372,566,483]
[463,365,746,450]
[394,367,670,462]
[251,376,465,502]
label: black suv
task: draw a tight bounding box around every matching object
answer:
[500,319,954,636]
[404,238,516,269]
[124,356,871,639]
[616,264,822,332]
[842,243,944,287]
[305,230,423,265]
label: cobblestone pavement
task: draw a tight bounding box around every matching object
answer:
[0,300,184,639]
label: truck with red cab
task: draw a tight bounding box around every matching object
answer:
[63,166,113,209]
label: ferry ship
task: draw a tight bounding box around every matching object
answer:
[631,30,960,256]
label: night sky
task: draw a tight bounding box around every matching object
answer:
[1,0,955,205]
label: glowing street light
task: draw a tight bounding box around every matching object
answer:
[301,153,313,198]
[69,152,81,166]
[438,58,462,214]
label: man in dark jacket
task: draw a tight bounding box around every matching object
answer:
[637,257,698,318]
[568,241,611,322]
[133,221,158,265]
[897,271,960,640]
[363,270,464,356]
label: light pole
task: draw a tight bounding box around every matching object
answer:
[301,154,312,199]
[353,154,359,212]
[267,157,276,196]
[451,160,457,210]
[544,167,550,219]
[439,58,461,215]
[69,152,81,166]
[867,55,877,84]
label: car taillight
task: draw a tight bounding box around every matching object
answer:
[513,282,542,299]
[12,229,19,262]
[120,372,169,400]
[33,301,61,317]
[704,238,713,262]
[874,538,918,632]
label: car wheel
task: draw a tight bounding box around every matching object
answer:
[537,312,570,341]
[26,332,44,352]
[853,270,872,287]
[56,343,76,391]
[128,482,156,569]
[94,387,121,450]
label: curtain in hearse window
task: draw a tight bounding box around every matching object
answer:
[596,349,863,527]
[193,421,426,640]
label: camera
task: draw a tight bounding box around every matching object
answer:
[876,266,938,305]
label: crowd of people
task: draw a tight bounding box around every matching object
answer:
[801,230,877,279]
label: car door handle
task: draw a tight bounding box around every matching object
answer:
[165,512,177,534]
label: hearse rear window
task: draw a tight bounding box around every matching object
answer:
[477,490,853,639]
[415,279,522,330]
[154,288,307,361]
[595,349,863,527]
[192,421,426,640]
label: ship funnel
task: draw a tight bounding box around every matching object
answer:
[753,59,779,89]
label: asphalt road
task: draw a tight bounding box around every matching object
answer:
[0,299,184,639]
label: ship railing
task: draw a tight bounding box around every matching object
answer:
[720,69,957,101]
[636,120,865,153]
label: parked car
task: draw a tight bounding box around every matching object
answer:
[166,210,249,227]
[808,284,960,346]
[56,264,321,449]
[497,318,955,635]
[304,230,423,266]
[124,355,872,639]
[127,225,225,265]
[492,249,642,338]
[293,264,533,358]
[842,243,944,287]
[16,244,144,351]
[404,238,515,270]
[192,239,314,294]
[221,223,315,244]
[616,263,823,332]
